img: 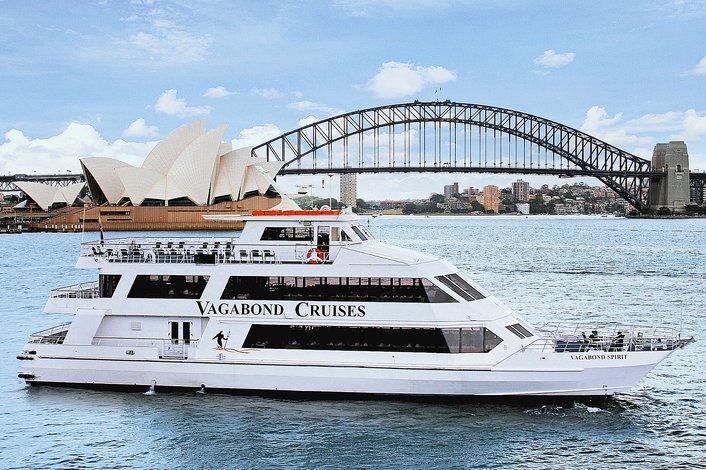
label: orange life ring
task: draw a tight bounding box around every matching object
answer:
[306,247,325,264]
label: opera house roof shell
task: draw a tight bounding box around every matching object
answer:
[80,120,284,207]
[13,181,85,211]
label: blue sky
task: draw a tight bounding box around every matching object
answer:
[1,0,705,199]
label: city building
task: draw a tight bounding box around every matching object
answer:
[512,179,530,202]
[482,184,500,213]
[340,173,357,208]
[516,203,530,215]
[444,182,459,200]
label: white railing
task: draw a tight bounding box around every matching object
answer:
[91,337,199,359]
[28,322,71,344]
[532,322,691,353]
[81,238,338,265]
[50,281,99,299]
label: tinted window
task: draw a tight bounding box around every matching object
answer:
[99,274,121,297]
[243,325,450,352]
[221,276,457,303]
[261,227,314,241]
[435,274,485,301]
[128,275,209,298]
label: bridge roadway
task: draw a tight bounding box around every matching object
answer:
[0,173,84,191]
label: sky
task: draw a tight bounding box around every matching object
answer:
[1,0,705,200]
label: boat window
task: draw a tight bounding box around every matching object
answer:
[260,226,314,241]
[331,227,340,242]
[127,275,209,299]
[358,225,374,240]
[435,274,485,301]
[317,226,330,252]
[350,225,367,241]
[243,325,451,353]
[442,327,503,353]
[221,276,457,303]
[99,274,121,297]
[506,323,532,339]
[340,230,352,241]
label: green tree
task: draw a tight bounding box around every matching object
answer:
[429,193,445,204]
[402,202,417,214]
[470,200,485,212]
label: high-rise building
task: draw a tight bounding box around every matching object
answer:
[482,184,500,213]
[340,173,357,208]
[444,182,459,200]
[512,179,530,202]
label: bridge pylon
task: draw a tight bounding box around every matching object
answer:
[648,142,690,212]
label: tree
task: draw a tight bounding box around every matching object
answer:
[356,198,370,209]
[470,200,485,212]
[402,202,417,214]
[429,193,445,204]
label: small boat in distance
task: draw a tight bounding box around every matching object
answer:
[18,205,693,397]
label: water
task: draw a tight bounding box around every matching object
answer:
[1,216,705,468]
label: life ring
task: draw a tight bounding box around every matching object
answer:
[306,247,325,264]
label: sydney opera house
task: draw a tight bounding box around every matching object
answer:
[22,120,284,231]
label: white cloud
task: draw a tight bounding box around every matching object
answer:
[253,88,285,99]
[123,118,158,137]
[154,89,211,117]
[288,101,343,116]
[365,61,456,99]
[0,124,155,175]
[689,55,706,76]
[203,86,237,98]
[231,124,284,149]
[579,106,706,163]
[297,116,319,127]
[533,49,576,68]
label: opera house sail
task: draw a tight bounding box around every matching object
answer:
[20,121,285,231]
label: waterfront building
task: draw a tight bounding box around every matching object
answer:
[512,179,530,202]
[516,203,530,215]
[340,173,357,208]
[482,185,500,213]
[444,182,459,200]
[81,121,283,207]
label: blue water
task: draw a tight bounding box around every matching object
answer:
[1,216,704,468]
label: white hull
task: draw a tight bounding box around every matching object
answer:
[21,348,672,397]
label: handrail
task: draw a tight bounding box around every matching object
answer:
[50,280,99,298]
[81,241,341,265]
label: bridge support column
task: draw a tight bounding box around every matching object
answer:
[648,141,690,212]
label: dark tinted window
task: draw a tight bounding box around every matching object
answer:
[506,323,532,339]
[128,275,209,298]
[221,276,457,303]
[435,274,485,301]
[261,226,314,241]
[442,327,503,353]
[99,274,121,297]
[243,325,450,352]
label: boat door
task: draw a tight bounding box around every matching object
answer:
[165,321,192,358]
[316,226,330,258]
[169,321,192,344]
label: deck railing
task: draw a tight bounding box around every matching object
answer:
[50,281,99,299]
[81,238,337,265]
[29,322,71,344]
[91,337,199,359]
[531,322,691,353]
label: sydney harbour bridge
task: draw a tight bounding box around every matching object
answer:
[252,101,705,212]
[2,101,705,212]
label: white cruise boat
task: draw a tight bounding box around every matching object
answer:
[18,208,693,397]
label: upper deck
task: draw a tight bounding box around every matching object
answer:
[76,209,425,268]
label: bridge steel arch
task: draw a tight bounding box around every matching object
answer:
[252,101,664,212]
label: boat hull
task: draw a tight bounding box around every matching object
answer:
[19,348,673,397]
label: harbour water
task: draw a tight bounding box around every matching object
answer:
[1,215,704,468]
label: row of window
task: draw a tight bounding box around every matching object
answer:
[100,274,482,304]
[242,325,503,353]
[222,276,457,303]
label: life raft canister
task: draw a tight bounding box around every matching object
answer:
[306,247,325,264]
